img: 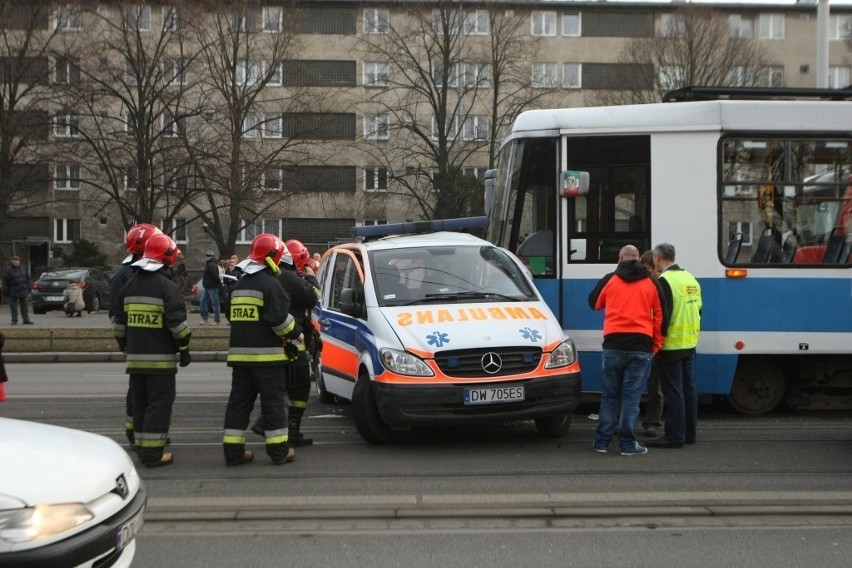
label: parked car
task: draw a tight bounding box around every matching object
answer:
[0,417,146,567]
[31,268,112,314]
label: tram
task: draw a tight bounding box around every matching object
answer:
[484,87,852,414]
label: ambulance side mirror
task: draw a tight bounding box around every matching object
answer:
[339,287,366,319]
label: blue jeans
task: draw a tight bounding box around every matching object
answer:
[199,287,220,323]
[594,349,652,451]
[659,353,698,444]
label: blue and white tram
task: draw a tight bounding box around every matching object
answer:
[485,88,852,414]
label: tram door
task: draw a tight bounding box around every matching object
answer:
[565,136,651,263]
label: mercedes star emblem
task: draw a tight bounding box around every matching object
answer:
[481,352,503,374]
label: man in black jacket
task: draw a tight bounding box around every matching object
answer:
[199,251,222,325]
[2,256,33,325]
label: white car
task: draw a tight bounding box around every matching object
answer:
[0,417,146,567]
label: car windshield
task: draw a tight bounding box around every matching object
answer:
[42,269,85,280]
[370,245,538,307]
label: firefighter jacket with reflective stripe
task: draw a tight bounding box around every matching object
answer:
[113,269,191,374]
[227,269,300,366]
[278,269,317,330]
[658,266,702,352]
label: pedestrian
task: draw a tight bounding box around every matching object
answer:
[639,249,665,438]
[199,250,222,326]
[109,223,163,448]
[588,245,667,456]
[251,240,319,446]
[62,279,85,317]
[2,256,33,325]
[0,330,8,402]
[221,254,240,318]
[223,233,301,466]
[647,243,703,449]
[113,234,191,468]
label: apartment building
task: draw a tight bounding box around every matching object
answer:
[1,1,850,272]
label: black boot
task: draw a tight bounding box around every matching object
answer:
[288,415,313,447]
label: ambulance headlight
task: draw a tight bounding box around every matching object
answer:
[380,349,435,377]
[544,339,577,369]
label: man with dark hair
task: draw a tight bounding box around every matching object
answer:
[588,245,667,456]
[648,243,703,449]
[199,251,222,326]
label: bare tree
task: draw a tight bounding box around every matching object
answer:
[0,1,64,240]
[590,5,772,106]
[61,1,203,234]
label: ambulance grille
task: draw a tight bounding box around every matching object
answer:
[434,347,542,378]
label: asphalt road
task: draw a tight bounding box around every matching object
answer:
[2,361,851,567]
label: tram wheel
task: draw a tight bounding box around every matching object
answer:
[727,359,786,415]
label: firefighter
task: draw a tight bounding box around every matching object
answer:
[223,233,301,466]
[251,239,319,446]
[113,233,191,468]
[109,223,162,448]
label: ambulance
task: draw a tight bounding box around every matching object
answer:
[313,219,582,444]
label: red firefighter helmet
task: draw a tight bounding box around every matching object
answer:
[248,233,286,266]
[125,223,162,255]
[142,233,180,268]
[285,239,311,270]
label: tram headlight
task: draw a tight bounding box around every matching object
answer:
[380,348,435,377]
[544,339,577,369]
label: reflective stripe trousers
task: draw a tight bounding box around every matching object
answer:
[129,373,176,463]
[223,365,289,463]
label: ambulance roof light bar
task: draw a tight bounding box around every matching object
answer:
[351,216,489,240]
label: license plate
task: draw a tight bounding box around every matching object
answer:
[47,296,64,301]
[463,385,525,405]
[116,503,145,553]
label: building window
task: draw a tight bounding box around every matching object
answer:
[431,116,458,140]
[364,8,389,34]
[728,221,753,247]
[236,219,258,244]
[758,13,784,40]
[461,63,490,88]
[55,163,80,191]
[243,113,258,138]
[126,5,151,32]
[758,65,784,87]
[463,167,486,181]
[562,13,581,37]
[163,111,186,137]
[236,61,259,86]
[463,115,489,141]
[434,62,459,88]
[728,14,754,39]
[165,58,188,86]
[263,7,282,32]
[531,11,556,36]
[531,63,557,88]
[125,62,139,86]
[659,65,685,92]
[54,218,81,243]
[164,165,188,191]
[364,113,389,140]
[465,10,489,35]
[54,114,80,138]
[163,6,186,32]
[829,15,852,41]
[264,61,282,86]
[563,63,582,88]
[828,66,850,89]
[264,113,282,138]
[263,218,282,236]
[231,9,260,33]
[55,5,82,31]
[263,166,283,191]
[660,13,685,38]
[124,168,138,191]
[364,167,388,191]
[54,57,80,85]
[364,62,389,87]
[162,217,187,243]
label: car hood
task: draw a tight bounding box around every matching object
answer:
[378,301,562,353]
[0,418,137,507]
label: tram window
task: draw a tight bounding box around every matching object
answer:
[720,137,852,266]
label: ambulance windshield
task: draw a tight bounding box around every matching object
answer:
[371,245,538,306]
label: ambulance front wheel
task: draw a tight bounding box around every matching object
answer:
[352,374,403,445]
[534,414,572,438]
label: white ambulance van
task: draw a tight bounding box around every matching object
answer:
[313,221,582,444]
